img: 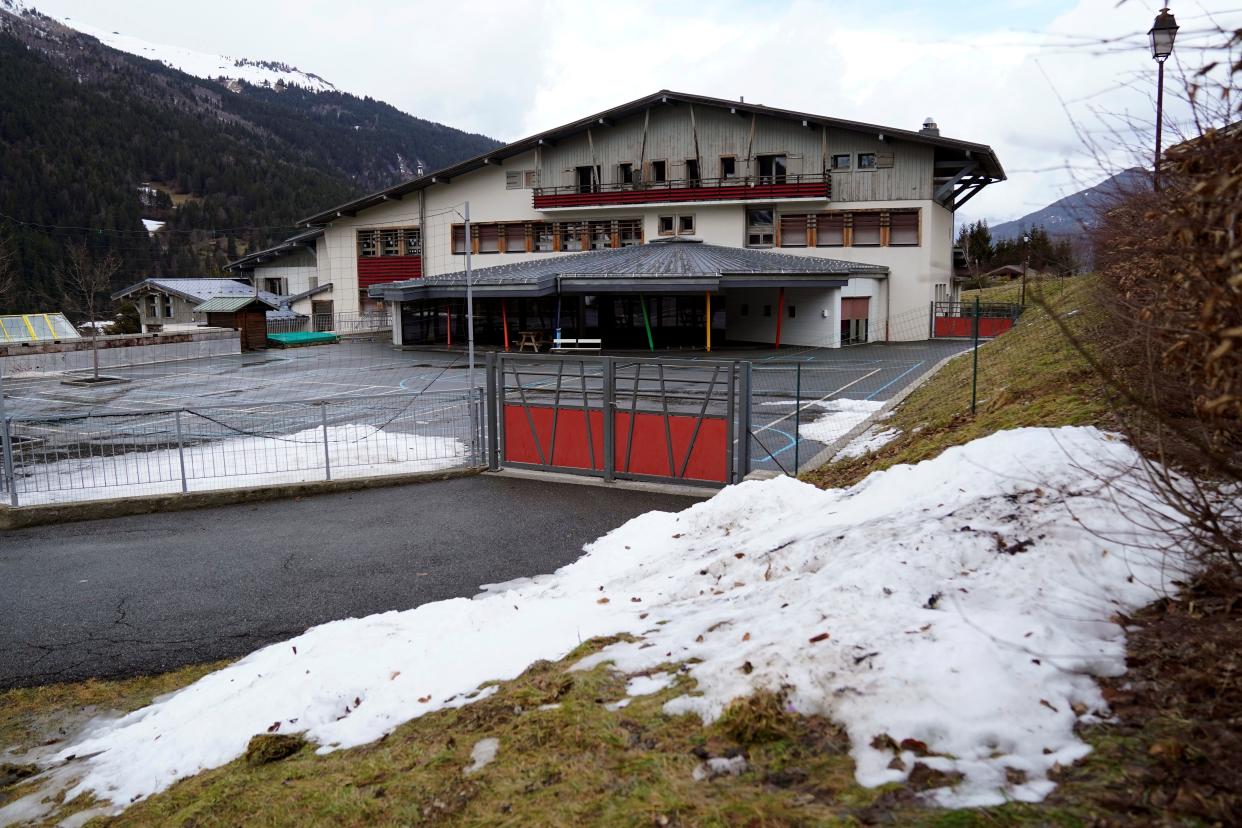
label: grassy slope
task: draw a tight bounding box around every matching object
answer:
[1,279,1137,826]
[806,275,1110,490]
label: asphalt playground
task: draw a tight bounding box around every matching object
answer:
[1,336,972,474]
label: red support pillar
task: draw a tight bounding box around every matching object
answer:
[502,299,510,352]
[774,287,785,349]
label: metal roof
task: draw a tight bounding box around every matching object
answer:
[193,295,279,313]
[0,313,81,343]
[302,89,1005,226]
[370,238,886,301]
[112,278,285,307]
[223,228,323,272]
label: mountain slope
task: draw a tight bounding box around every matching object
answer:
[990,168,1149,242]
[0,3,501,312]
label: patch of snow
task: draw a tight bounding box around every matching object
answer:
[692,755,748,781]
[835,427,899,460]
[15,425,465,505]
[799,398,883,444]
[626,673,674,697]
[141,219,165,235]
[603,698,631,711]
[50,15,336,92]
[48,426,1191,810]
[464,738,498,775]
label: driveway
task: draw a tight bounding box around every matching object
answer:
[0,475,702,689]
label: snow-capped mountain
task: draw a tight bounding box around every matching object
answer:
[2,0,335,92]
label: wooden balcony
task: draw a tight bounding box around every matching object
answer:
[532,173,830,210]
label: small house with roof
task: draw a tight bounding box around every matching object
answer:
[111,278,302,333]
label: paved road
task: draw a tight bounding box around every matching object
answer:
[0,475,701,689]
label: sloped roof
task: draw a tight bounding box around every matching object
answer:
[370,238,886,301]
[194,295,279,313]
[302,89,1006,226]
[223,228,323,272]
[112,278,284,306]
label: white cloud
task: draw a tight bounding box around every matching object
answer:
[25,0,1242,225]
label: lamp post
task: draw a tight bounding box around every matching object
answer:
[1148,7,1179,190]
[1020,233,1030,306]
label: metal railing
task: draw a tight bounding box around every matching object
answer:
[267,311,392,336]
[0,390,484,506]
[531,170,829,198]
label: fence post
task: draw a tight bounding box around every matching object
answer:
[724,361,736,483]
[929,301,935,339]
[468,388,481,467]
[794,362,801,475]
[174,410,189,494]
[970,295,980,415]
[2,417,17,508]
[485,351,499,470]
[602,356,615,482]
[738,360,752,478]
[320,403,332,481]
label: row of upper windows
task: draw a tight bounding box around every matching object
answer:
[745,209,920,248]
[507,151,891,190]
[450,219,644,254]
[357,227,421,258]
[354,208,918,258]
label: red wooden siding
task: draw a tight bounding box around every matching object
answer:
[533,180,829,210]
[502,404,728,483]
[357,257,422,287]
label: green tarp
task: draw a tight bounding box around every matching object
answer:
[267,332,340,347]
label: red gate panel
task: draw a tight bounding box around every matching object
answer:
[614,411,728,482]
[933,317,1015,338]
[503,404,729,483]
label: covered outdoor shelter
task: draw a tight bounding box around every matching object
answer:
[369,238,888,351]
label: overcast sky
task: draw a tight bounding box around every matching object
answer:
[28,0,1242,226]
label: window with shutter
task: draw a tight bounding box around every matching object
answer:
[875,152,895,169]
[853,213,882,245]
[779,214,808,247]
[357,229,379,257]
[815,213,845,247]
[451,225,466,254]
[505,171,522,189]
[889,211,919,246]
[478,224,500,253]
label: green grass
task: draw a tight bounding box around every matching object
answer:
[960,274,1073,305]
[806,275,1111,489]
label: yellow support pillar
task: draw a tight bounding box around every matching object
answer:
[705,292,711,353]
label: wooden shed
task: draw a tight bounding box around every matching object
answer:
[193,295,275,351]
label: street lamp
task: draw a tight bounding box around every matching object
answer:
[1149,7,1179,189]
[1020,233,1030,306]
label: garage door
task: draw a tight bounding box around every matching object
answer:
[841,297,870,320]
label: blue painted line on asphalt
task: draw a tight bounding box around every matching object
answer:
[755,426,799,460]
[863,360,925,401]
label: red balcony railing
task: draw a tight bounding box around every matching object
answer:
[358,256,422,287]
[532,173,830,209]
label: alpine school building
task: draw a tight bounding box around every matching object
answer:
[230,90,1005,351]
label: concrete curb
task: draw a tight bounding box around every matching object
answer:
[485,468,714,499]
[797,348,970,474]
[0,467,485,531]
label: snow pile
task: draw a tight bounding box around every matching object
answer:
[18,425,465,504]
[49,427,1186,809]
[141,219,165,235]
[835,426,899,460]
[799,398,883,443]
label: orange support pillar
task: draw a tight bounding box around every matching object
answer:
[446,304,452,348]
[705,292,711,353]
[502,299,510,352]
[774,287,785,349]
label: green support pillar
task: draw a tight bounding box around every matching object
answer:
[640,294,655,352]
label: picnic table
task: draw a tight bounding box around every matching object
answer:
[517,330,544,352]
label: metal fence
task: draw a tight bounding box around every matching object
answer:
[267,311,392,336]
[0,390,483,506]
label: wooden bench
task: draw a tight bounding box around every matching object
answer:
[550,338,602,353]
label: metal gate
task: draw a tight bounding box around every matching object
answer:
[485,352,750,486]
[930,300,1022,339]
